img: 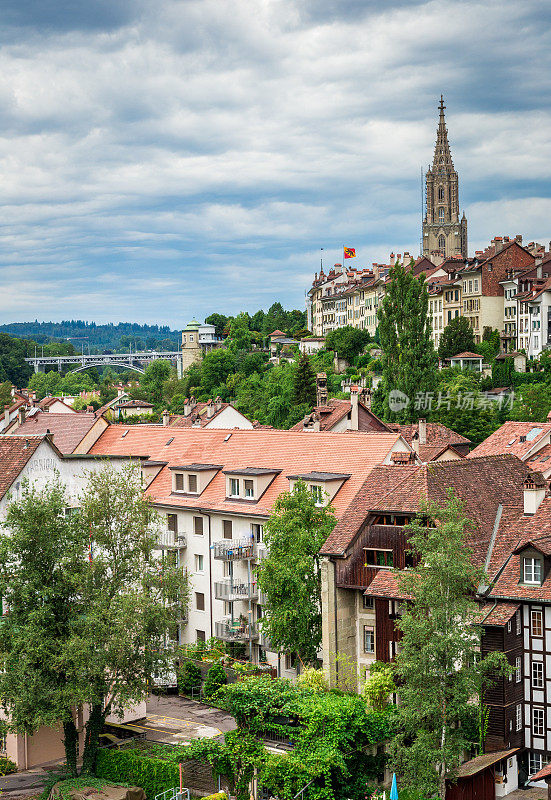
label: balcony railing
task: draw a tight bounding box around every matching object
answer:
[157,530,187,549]
[214,617,258,642]
[212,539,255,560]
[214,580,258,601]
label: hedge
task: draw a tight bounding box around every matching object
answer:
[96,748,180,800]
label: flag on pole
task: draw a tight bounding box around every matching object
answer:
[344,247,356,259]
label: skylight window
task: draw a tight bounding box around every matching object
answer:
[165,437,174,446]
[507,439,516,446]
[121,430,129,438]
[526,428,543,442]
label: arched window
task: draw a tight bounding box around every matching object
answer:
[439,208,445,222]
[438,187,445,200]
[438,235,446,250]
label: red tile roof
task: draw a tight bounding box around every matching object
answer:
[525,443,551,476]
[478,601,520,626]
[119,400,154,409]
[168,402,251,428]
[365,570,411,600]
[485,497,551,601]
[531,762,551,781]
[38,396,76,412]
[290,398,390,433]
[0,434,47,500]
[13,412,104,454]
[89,426,405,517]
[468,421,551,461]
[387,421,470,447]
[450,351,483,359]
[321,455,530,557]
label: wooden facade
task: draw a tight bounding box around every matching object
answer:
[481,619,524,753]
[335,522,411,589]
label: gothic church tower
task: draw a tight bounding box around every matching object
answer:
[422,96,467,259]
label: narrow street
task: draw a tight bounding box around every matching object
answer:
[0,695,236,799]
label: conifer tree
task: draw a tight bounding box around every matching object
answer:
[292,352,316,406]
[377,261,438,421]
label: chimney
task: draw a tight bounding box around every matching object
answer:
[418,418,427,445]
[4,405,9,426]
[18,407,25,426]
[389,252,396,266]
[162,409,170,426]
[316,373,328,407]
[411,430,420,456]
[515,235,522,243]
[360,388,371,409]
[189,395,197,410]
[206,400,214,418]
[183,399,191,417]
[537,265,543,279]
[523,473,546,516]
[215,396,222,412]
[350,385,359,430]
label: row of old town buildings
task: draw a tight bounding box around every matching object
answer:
[306,98,551,358]
[3,387,551,792]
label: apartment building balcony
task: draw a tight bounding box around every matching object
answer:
[212,539,255,560]
[157,530,187,549]
[214,580,258,602]
[214,617,258,642]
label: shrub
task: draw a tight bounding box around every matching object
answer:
[203,663,228,700]
[0,756,17,776]
[362,663,396,710]
[295,667,328,693]
[178,660,202,695]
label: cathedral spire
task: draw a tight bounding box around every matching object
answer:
[422,96,467,260]
[432,95,454,170]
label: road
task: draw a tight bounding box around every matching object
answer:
[0,694,237,799]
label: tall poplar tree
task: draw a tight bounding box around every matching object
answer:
[377,261,438,421]
[390,491,508,800]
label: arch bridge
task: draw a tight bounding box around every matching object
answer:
[25,351,182,375]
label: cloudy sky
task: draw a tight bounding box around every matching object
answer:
[1,0,550,327]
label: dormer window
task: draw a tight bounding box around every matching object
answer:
[230,478,240,496]
[174,473,184,492]
[188,474,198,493]
[244,480,254,498]
[310,485,323,505]
[524,557,543,585]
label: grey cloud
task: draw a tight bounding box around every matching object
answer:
[2,0,146,33]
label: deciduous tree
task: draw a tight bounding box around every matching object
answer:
[0,465,189,776]
[257,481,336,665]
[325,326,371,364]
[390,491,508,800]
[438,316,476,361]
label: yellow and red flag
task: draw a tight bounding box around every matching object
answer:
[344,247,356,259]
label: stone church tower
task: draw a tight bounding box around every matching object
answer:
[422,96,468,259]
